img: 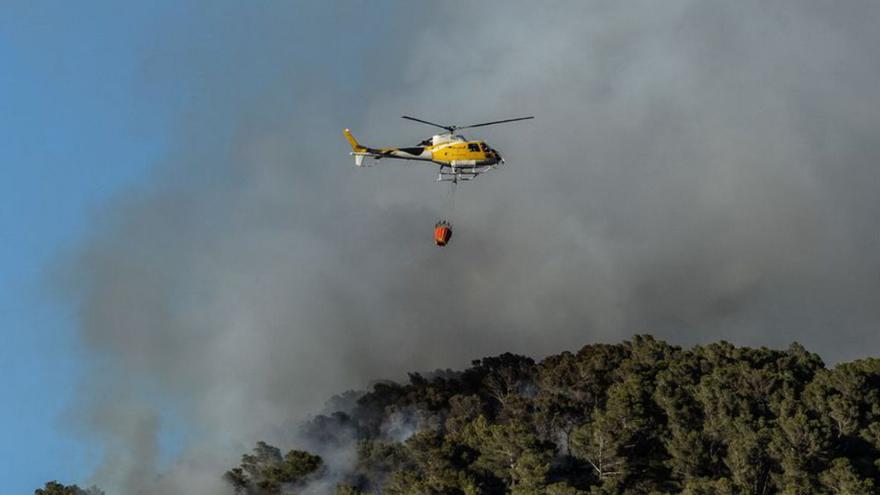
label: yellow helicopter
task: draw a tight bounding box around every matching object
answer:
[344,115,533,182]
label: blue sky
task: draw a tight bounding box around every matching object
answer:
[1,3,173,491]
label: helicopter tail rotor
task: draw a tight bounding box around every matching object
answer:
[344,128,372,167]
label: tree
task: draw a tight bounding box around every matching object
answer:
[570,375,660,491]
[819,458,875,494]
[474,353,535,412]
[334,483,365,495]
[224,441,323,494]
[34,482,103,495]
[769,404,830,494]
[463,415,552,491]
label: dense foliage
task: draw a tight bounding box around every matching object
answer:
[34,481,104,495]
[227,336,880,494]
[224,441,325,493]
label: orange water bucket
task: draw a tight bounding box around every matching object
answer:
[434,221,452,246]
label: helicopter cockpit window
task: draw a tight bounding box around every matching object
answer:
[479,143,488,151]
[468,143,480,152]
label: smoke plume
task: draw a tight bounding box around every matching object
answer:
[60,1,880,493]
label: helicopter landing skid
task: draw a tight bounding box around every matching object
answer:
[437,165,495,183]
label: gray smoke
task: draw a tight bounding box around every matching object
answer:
[60,1,880,493]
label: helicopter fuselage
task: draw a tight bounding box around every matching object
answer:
[344,130,502,171]
[355,134,501,169]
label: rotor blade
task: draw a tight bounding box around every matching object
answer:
[401,115,454,132]
[457,116,535,130]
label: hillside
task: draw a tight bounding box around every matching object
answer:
[221,336,880,494]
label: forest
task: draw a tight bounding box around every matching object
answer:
[40,336,880,494]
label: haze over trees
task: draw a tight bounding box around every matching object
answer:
[221,336,880,494]
[39,336,880,494]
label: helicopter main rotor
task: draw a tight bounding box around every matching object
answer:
[401,115,534,133]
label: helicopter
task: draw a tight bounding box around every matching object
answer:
[344,115,533,182]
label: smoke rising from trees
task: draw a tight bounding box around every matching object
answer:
[59,2,880,493]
